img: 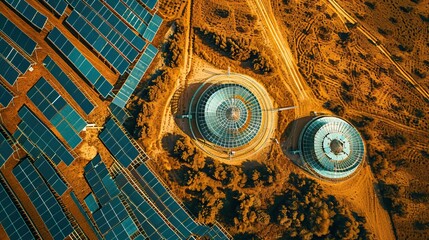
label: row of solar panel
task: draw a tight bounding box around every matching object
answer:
[43,56,95,115]
[112,44,159,108]
[34,155,68,196]
[13,105,75,166]
[0,36,31,85]
[0,129,13,167]
[143,14,163,42]
[109,104,131,124]
[0,13,37,56]
[0,84,13,109]
[3,0,47,30]
[13,158,74,240]
[68,0,146,51]
[141,0,158,10]
[103,0,148,35]
[65,10,130,75]
[68,1,139,62]
[46,27,113,98]
[0,176,36,240]
[41,0,68,16]
[70,191,103,240]
[121,0,153,25]
[27,77,86,149]
[99,119,139,168]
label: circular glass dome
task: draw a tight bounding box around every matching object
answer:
[299,116,365,179]
[196,84,262,148]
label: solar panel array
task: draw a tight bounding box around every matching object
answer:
[67,1,139,63]
[13,158,74,240]
[84,193,99,213]
[0,84,13,108]
[3,0,47,30]
[112,44,158,108]
[0,177,36,240]
[70,191,103,240]
[0,36,31,85]
[143,14,163,42]
[141,0,158,10]
[68,0,146,51]
[103,0,148,35]
[65,11,130,75]
[40,0,68,16]
[121,0,153,24]
[46,27,113,98]
[13,105,75,166]
[27,77,86,148]
[0,13,37,56]
[34,155,68,196]
[99,119,139,168]
[43,56,95,115]
[109,103,131,124]
[0,130,13,167]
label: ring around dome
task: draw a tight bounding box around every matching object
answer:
[298,116,365,179]
[196,84,262,148]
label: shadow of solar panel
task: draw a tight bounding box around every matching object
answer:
[0,37,31,74]
[65,11,130,75]
[0,13,37,56]
[109,104,131,124]
[16,106,75,165]
[3,0,47,30]
[41,0,68,16]
[28,77,85,149]
[34,155,68,196]
[0,181,36,240]
[13,158,74,240]
[0,84,13,109]
[112,44,158,108]
[46,27,113,98]
[99,119,139,167]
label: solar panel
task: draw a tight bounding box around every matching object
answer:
[109,104,131,124]
[121,0,153,25]
[43,56,95,115]
[112,44,158,108]
[0,36,32,75]
[0,179,36,240]
[141,0,158,10]
[70,191,103,240]
[0,13,37,56]
[65,10,130,75]
[0,131,13,167]
[3,0,47,30]
[0,84,13,109]
[68,2,139,63]
[84,154,120,205]
[13,158,74,240]
[84,193,99,213]
[103,0,147,35]
[104,216,138,239]
[92,197,128,235]
[0,56,20,85]
[40,0,68,16]
[46,27,113,98]
[34,155,68,196]
[143,14,163,42]
[99,119,139,167]
[14,105,75,165]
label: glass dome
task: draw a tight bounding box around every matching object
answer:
[195,84,262,148]
[299,116,365,179]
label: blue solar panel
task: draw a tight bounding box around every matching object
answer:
[3,0,47,30]
[70,191,103,240]
[0,13,37,56]
[34,155,68,196]
[104,217,138,239]
[92,197,128,235]
[121,0,152,24]
[68,2,139,63]
[46,27,113,98]
[0,36,31,75]
[143,14,163,42]
[0,56,20,85]
[99,119,139,167]
[27,77,86,148]
[84,193,99,213]
[0,84,13,108]
[40,0,68,16]
[84,154,120,205]
[0,178,36,240]
[13,158,74,240]
[103,0,147,35]
[141,0,158,10]
[0,131,13,166]
[112,44,158,108]
[65,11,130,75]
[43,56,95,115]
[109,104,131,124]
[14,105,75,165]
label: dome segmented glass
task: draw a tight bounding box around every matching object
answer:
[299,116,365,179]
[196,84,262,148]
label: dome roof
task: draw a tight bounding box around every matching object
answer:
[195,84,262,148]
[299,116,365,179]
